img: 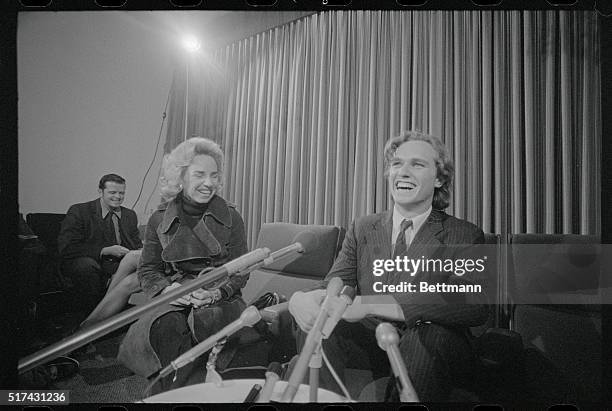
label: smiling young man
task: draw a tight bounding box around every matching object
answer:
[58,174,142,318]
[288,131,490,401]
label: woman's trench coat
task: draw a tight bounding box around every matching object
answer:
[117,194,248,378]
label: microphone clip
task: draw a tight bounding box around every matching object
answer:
[205,338,227,387]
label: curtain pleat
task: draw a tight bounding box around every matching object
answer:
[481,12,494,233]
[523,12,536,233]
[162,10,600,247]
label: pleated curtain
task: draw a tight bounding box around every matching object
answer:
[164,10,601,247]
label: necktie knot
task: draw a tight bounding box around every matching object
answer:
[400,219,413,232]
[393,219,413,257]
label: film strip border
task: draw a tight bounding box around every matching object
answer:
[0,400,590,410]
[2,1,611,410]
[3,0,611,12]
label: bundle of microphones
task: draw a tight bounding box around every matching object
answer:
[18,231,418,402]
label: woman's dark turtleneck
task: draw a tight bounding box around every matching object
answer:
[180,192,210,228]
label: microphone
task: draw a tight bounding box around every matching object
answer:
[321,285,356,339]
[223,247,272,275]
[308,285,354,402]
[19,247,270,373]
[257,362,283,402]
[375,323,419,402]
[158,306,262,378]
[262,230,317,267]
[18,233,312,374]
[281,277,344,402]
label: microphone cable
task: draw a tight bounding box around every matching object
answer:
[131,82,172,210]
[321,345,354,402]
[142,370,164,399]
[141,164,162,218]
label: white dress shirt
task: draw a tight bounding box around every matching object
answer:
[391,205,432,248]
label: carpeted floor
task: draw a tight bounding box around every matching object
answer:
[30,313,374,403]
[52,331,149,403]
[48,333,374,403]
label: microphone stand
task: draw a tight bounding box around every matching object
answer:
[308,341,323,402]
[281,278,343,402]
[376,323,419,402]
[19,236,309,373]
[19,247,273,373]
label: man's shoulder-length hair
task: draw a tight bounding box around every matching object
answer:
[383,130,454,210]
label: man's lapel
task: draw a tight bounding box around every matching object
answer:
[93,198,103,220]
[92,199,106,235]
[364,211,393,284]
[117,207,137,248]
[365,211,392,256]
[408,209,444,258]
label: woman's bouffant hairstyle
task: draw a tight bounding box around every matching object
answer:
[159,137,224,202]
[383,130,454,210]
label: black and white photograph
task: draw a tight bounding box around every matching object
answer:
[7,3,608,406]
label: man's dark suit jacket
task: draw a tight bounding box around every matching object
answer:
[325,208,490,329]
[58,198,142,262]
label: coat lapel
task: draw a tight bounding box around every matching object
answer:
[158,196,226,262]
[364,211,393,284]
[162,224,213,262]
[365,211,392,257]
[191,196,230,255]
[117,207,137,249]
[192,219,222,256]
[407,210,444,259]
[92,199,107,237]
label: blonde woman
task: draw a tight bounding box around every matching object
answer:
[118,137,248,393]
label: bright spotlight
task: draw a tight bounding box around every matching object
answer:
[182,36,201,53]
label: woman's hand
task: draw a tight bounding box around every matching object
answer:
[189,288,216,308]
[163,281,222,308]
[163,282,192,307]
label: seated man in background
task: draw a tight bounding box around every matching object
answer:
[289,131,490,402]
[58,174,142,322]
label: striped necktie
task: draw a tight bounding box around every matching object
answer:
[109,211,122,245]
[393,219,413,257]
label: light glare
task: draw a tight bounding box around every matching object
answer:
[182,36,201,53]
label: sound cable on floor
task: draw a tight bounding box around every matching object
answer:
[321,345,354,402]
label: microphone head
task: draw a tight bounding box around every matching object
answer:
[375,322,400,352]
[292,230,318,254]
[266,361,283,377]
[326,277,344,297]
[339,285,356,303]
[240,305,263,327]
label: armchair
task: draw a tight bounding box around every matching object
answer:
[224,222,345,371]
